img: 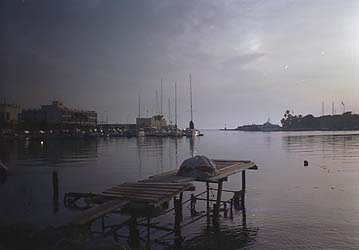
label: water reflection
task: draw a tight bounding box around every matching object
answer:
[190,137,195,157]
[179,211,258,250]
[0,139,99,169]
[282,132,359,161]
[52,171,59,213]
[1,131,358,250]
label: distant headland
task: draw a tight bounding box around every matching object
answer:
[222,110,359,132]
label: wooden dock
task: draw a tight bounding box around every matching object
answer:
[64,159,257,246]
[143,159,257,183]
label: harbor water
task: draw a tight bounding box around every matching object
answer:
[0,130,358,249]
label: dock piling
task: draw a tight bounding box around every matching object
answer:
[241,170,246,209]
[129,216,140,248]
[223,202,227,218]
[230,198,234,219]
[206,182,210,223]
[190,194,197,217]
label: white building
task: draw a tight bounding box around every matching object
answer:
[0,102,21,124]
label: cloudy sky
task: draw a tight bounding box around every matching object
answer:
[1,0,358,128]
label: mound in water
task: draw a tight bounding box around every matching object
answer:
[177,156,218,181]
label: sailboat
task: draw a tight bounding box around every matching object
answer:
[137,95,146,137]
[170,81,183,137]
[185,74,201,137]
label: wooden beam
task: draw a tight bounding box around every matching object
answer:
[207,162,256,182]
[101,192,160,203]
[71,199,129,226]
[107,188,175,196]
[108,186,186,193]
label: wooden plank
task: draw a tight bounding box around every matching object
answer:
[99,193,172,208]
[107,186,178,195]
[120,182,189,187]
[104,182,193,204]
[143,175,195,184]
[218,162,255,172]
[153,183,194,203]
[104,190,168,199]
[71,199,129,226]
[117,182,193,190]
[102,191,161,203]
[213,160,258,170]
[212,159,251,163]
[114,184,183,191]
[207,162,257,182]
[143,160,256,184]
[145,170,177,179]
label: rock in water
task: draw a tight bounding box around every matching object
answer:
[177,156,218,181]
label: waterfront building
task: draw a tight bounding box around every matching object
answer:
[136,117,152,129]
[0,102,21,125]
[151,115,167,129]
[22,101,97,126]
[136,115,167,129]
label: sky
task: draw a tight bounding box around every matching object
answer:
[0,0,358,128]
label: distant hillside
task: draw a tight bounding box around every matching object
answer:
[281,110,359,130]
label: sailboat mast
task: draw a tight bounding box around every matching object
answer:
[190,73,193,122]
[168,98,171,124]
[161,78,163,115]
[175,81,177,128]
[138,95,141,118]
[156,89,159,114]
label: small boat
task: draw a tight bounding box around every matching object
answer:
[169,129,183,137]
[185,74,201,137]
[185,128,200,137]
[137,129,145,137]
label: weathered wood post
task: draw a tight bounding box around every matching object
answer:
[212,203,219,225]
[190,194,196,217]
[242,208,247,228]
[174,196,182,228]
[216,181,223,211]
[233,191,241,210]
[223,202,227,218]
[146,217,151,250]
[213,180,223,224]
[241,170,246,209]
[206,182,210,223]
[230,198,234,219]
[174,196,182,248]
[129,216,140,248]
[179,192,183,221]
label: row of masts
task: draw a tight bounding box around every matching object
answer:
[138,74,195,130]
[321,100,348,116]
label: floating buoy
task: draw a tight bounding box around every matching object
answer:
[304,160,309,167]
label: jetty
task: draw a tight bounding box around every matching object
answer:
[64,159,258,246]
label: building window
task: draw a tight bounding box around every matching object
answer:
[6,112,10,121]
[0,112,4,121]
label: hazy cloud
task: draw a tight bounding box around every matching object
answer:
[0,0,358,128]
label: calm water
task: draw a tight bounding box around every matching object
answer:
[1,131,359,249]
